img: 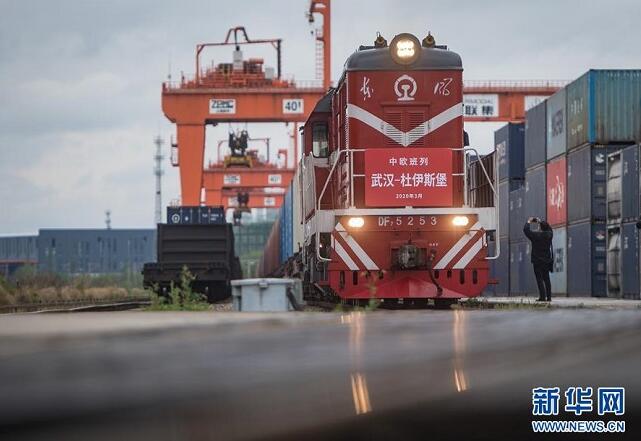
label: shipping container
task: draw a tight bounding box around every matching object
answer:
[509,240,527,296]
[546,155,567,226]
[546,88,567,159]
[550,226,567,296]
[279,185,294,263]
[496,123,525,182]
[567,221,607,297]
[607,225,622,298]
[566,70,641,150]
[621,144,640,222]
[498,180,509,239]
[167,206,225,225]
[292,168,303,253]
[525,100,547,169]
[524,165,546,221]
[489,237,510,296]
[509,186,526,242]
[567,145,609,223]
[621,222,640,299]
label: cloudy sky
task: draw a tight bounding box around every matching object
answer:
[1,0,639,234]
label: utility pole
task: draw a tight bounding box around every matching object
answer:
[105,210,112,230]
[154,135,165,224]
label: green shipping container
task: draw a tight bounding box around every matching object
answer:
[566,70,641,150]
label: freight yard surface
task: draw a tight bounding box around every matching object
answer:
[1,310,641,440]
[2,0,641,439]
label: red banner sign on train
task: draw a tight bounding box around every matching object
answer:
[364,148,453,207]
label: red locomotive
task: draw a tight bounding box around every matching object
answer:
[260,32,497,307]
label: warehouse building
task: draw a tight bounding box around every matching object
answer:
[0,235,38,277]
[37,229,156,275]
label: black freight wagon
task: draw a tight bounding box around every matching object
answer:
[143,223,242,302]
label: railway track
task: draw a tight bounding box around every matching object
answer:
[0,297,151,314]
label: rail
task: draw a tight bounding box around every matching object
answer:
[0,297,151,314]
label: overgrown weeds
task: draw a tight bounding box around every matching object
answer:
[146,266,210,311]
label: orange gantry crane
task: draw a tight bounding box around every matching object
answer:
[162,22,329,208]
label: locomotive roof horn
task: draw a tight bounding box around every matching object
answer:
[374,32,388,48]
[422,32,436,48]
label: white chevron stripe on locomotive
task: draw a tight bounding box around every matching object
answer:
[452,236,484,269]
[335,223,380,270]
[346,102,463,147]
[433,222,482,270]
[331,234,359,271]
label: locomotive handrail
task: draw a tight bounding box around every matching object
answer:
[452,147,500,261]
[315,149,365,262]
[316,148,366,262]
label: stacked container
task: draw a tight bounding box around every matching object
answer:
[494,123,525,296]
[523,100,547,295]
[491,69,641,299]
[565,145,610,297]
[546,154,567,296]
[606,144,640,299]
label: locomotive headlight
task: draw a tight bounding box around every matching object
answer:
[390,33,421,65]
[452,216,469,227]
[396,39,416,58]
[347,217,365,228]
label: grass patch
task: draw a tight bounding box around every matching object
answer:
[0,270,149,306]
[146,266,210,312]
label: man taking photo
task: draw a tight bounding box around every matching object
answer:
[523,218,554,302]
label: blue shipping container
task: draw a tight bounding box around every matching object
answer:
[509,241,527,296]
[567,221,607,297]
[490,238,510,296]
[508,186,526,242]
[279,186,294,263]
[496,123,525,182]
[621,144,640,222]
[499,181,509,239]
[524,165,546,221]
[550,226,567,296]
[567,145,611,223]
[621,222,639,299]
[566,70,641,150]
[525,100,547,169]
[546,88,567,160]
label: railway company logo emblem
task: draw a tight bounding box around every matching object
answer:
[394,74,417,101]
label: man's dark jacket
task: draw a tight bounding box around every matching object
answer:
[523,222,554,271]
